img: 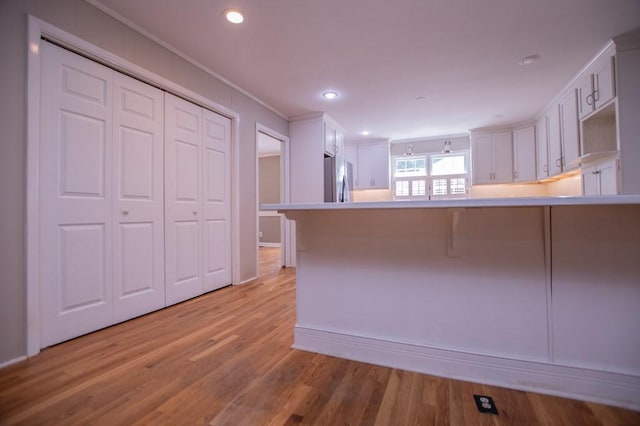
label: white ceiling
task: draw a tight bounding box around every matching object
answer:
[89,0,640,142]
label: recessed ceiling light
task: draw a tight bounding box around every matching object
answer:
[518,54,540,66]
[225,9,244,24]
[361,131,370,136]
[322,91,338,100]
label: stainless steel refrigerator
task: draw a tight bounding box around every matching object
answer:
[324,156,353,202]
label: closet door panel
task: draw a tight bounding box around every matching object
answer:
[113,73,165,322]
[165,94,203,305]
[202,110,231,291]
[40,41,113,347]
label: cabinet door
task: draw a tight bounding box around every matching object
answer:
[598,159,619,195]
[577,74,594,119]
[535,116,549,179]
[513,127,536,182]
[593,56,615,109]
[559,90,580,171]
[547,106,563,176]
[324,122,336,156]
[581,165,599,196]
[371,142,389,189]
[491,132,514,183]
[357,144,374,189]
[471,135,493,184]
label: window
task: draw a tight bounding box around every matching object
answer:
[392,152,468,200]
[394,157,426,177]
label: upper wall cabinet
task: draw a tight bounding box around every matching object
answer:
[512,126,537,182]
[559,89,580,172]
[535,115,549,180]
[324,119,344,157]
[577,47,616,120]
[471,131,513,185]
[353,141,390,190]
[545,90,580,177]
[290,113,344,203]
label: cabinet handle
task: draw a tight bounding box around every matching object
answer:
[592,89,599,103]
[514,171,519,179]
[586,93,593,106]
[543,164,548,173]
[556,158,562,168]
[592,170,600,175]
[122,210,129,215]
[193,211,198,215]
[561,157,566,166]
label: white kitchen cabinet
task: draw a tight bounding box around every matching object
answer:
[581,158,619,196]
[578,51,616,119]
[535,115,549,179]
[471,131,513,184]
[512,126,536,182]
[324,120,344,157]
[290,113,344,203]
[547,106,562,176]
[559,90,581,171]
[357,141,389,189]
[545,90,580,177]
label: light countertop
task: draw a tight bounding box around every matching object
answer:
[262,195,640,212]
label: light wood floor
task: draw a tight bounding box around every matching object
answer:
[1,247,638,425]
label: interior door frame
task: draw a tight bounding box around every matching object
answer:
[26,16,241,356]
[255,124,291,270]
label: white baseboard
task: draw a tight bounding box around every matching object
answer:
[293,325,640,411]
[236,276,258,285]
[0,355,27,369]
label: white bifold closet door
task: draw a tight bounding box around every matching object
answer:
[164,94,231,306]
[40,42,165,346]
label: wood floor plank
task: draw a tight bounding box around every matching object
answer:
[1,247,639,425]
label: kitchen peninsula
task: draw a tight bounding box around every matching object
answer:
[263,196,640,410]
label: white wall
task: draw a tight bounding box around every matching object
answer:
[0,0,288,364]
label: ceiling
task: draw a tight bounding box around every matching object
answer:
[88,0,640,142]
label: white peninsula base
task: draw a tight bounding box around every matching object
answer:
[266,198,640,410]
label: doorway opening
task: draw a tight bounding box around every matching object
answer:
[256,125,290,275]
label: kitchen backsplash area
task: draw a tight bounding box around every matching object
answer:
[351,174,581,202]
